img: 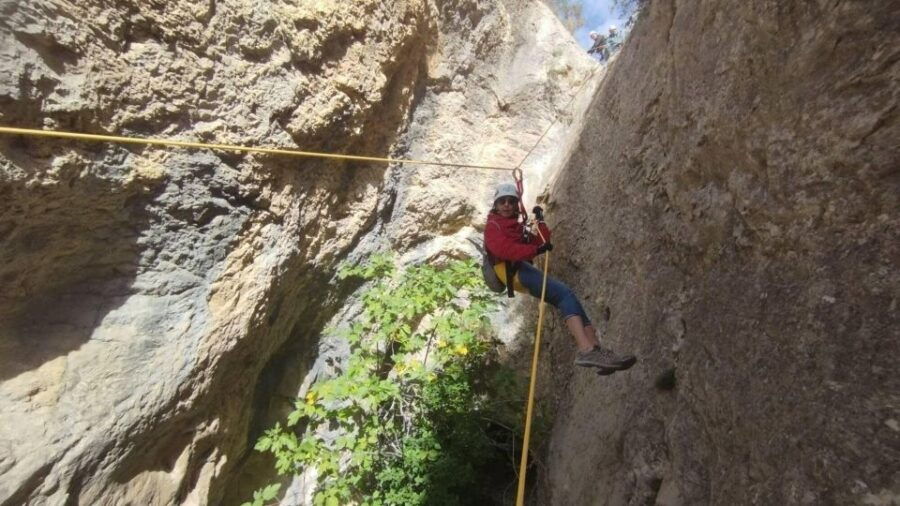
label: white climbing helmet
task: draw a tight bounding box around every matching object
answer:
[589,31,599,40]
[492,182,518,205]
[609,25,618,32]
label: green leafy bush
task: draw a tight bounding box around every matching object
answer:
[245,255,526,506]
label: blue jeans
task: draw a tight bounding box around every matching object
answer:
[515,261,592,326]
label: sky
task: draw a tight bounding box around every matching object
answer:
[572,0,631,50]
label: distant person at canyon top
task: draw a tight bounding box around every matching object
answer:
[588,26,626,62]
[587,31,609,60]
[483,182,636,375]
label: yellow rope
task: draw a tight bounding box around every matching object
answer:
[515,248,550,505]
[0,68,597,173]
[0,126,514,172]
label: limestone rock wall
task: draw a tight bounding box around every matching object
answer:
[0,0,593,504]
[536,1,899,504]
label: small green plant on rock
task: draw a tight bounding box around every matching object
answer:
[244,254,526,506]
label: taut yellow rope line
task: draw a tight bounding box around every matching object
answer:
[0,126,514,172]
[0,67,598,173]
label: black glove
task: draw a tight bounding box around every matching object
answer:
[532,206,544,221]
[536,242,553,255]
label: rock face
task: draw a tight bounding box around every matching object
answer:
[0,0,593,504]
[536,0,899,504]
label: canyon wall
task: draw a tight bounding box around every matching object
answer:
[536,0,898,504]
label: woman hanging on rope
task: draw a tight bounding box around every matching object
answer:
[484,182,636,375]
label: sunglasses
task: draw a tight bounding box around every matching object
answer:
[496,196,518,206]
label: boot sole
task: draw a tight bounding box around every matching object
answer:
[574,356,637,371]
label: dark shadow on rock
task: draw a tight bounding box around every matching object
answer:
[0,139,160,383]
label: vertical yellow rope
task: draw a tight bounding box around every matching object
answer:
[515,242,551,505]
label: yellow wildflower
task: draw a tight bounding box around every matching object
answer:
[436,339,447,348]
[455,345,469,356]
[305,392,317,405]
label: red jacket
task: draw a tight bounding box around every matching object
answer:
[484,212,551,262]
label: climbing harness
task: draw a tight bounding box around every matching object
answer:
[490,260,527,295]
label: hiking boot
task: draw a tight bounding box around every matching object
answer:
[574,345,637,370]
